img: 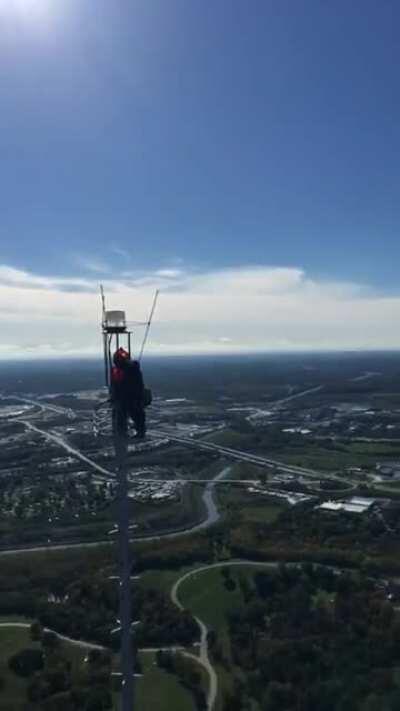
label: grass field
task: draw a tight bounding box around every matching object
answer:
[139,566,195,595]
[178,566,254,634]
[272,440,400,472]
[0,623,197,711]
[179,566,243,710]
[239,504,284,523]
[0,626,33,711]
[207,427,400,473]
[178,564,271,711]
[0,624,88,711]
[113,652,196,711]
[216,484,284,524]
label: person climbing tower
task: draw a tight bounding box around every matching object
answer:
[111,347,146,439]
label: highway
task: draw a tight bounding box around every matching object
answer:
[25,417,333,484]
[0,392,354,559]
[21,420,114,479]
[3,394,76,419]
[12,389,333,484]
[247,384,324,420]
[0,385,374,559]
[148,427,346,483]
[271,384,324,406]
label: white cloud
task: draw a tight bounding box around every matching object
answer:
[155,269,184,279]
[0,263,399,358]
[0,265,96,292]
[73,254,110,274]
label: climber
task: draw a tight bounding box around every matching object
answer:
[111,347,146,439]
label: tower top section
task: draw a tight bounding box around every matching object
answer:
[103,310,127,334]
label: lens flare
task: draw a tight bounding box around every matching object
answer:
[0,0,56,26]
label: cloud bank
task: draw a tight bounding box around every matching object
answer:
[0,263,398,358]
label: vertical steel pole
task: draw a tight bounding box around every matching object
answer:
[100,289,136,711]
[115,425,135,711]
[103,333,109,387]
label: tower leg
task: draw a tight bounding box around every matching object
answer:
[116,428,135,711]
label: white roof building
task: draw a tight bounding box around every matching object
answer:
[341,503,368,514]
[318,496,375,514]
[347,496,375,508]
[318,501,343,512]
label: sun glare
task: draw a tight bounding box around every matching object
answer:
[0,0,56,25]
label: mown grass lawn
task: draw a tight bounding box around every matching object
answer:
[137,652,196,711]
[216,484,284,525]
[178,564,273,711]
[276,440,400,472]
[0,625,34,711]
[0,623,197,711]
[178,567,247,633]
[139,567,193,595]
[113,652,196,711]
[240,504,283,523]
[0,623,91,711]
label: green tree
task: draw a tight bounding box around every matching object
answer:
[8,648,44,677]
[42,630,60,651]
[84,686,112,710]
[30,620,43,642]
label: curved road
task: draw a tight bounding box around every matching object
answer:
[0,621,105,651]
[170,559,311,711]
[0,463,232,557]
[0,558,344,711]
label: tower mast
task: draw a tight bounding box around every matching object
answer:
[101,293,135,711]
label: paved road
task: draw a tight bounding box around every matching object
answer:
[170,559,302,711]
[19,394,335,485]
[0,557,347,711]
[3,394,76,419]
[0,412,355,558]
[0,558,348,711]
[140,646,185,653]
[0,386,378,559]
[22,420,114,479]
[149,427,347,483]
[171,576,218,711]
[0,618,217,707]
[271,384,324,407]
[247,384,324,421]
[0,463,232,557]
[12,392,329,482]
[0,622,106,651]
[350,371,381,383]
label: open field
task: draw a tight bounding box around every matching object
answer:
[128,652,195,711]
[278,440,400,471]
[216,486,284,524]
[178,566,259,635]
[177,564,276,711]
[139,567,193,595]
[207,428,400,473]
[0,624,87,711]
[0,623,197,711]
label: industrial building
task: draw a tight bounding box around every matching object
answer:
[318,496,376,515]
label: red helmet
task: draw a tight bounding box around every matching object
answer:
[113,347,130,366]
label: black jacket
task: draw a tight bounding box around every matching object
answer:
[111,360,145,405]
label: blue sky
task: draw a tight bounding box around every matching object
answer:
[1,0,400,356]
